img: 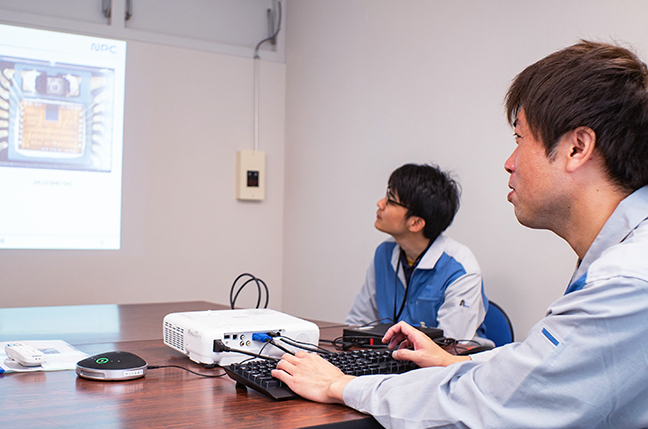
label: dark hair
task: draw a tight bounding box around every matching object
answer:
[388,164,460,240]
[506,40,648,192]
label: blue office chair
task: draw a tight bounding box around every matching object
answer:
[483,300,514,347]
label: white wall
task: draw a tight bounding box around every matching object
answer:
[1,40,287,309]
[3,0,648,342]
[281,0,648,339]
[0,1,288,310]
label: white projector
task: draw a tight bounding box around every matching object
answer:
[163,308,320,366]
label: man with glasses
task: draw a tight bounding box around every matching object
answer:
[345,163,490,345]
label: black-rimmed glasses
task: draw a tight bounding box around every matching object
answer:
[385,187,409,209]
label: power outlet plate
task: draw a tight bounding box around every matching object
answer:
[236,150,265,200]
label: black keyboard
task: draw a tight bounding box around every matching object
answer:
[224,349,418,400]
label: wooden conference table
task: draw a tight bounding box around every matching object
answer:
[0,301,382,428]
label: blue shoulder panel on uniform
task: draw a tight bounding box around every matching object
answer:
[565,272,587,295]
[374,241,400,322]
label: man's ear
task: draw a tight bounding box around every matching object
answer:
[407,216,426,233]
[564,126,596,173]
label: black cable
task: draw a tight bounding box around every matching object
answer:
[229,273,269,309]
[279,336,333,354]
[233,278,262,308]
[450,339,482,355]
[268,339,294,355]
[281,337,331,354]
[147,365,227,378]
[214,339,278,361]
[355,318,393,329]
[239,341,272,365]
[225,347,278,361]
[435,337,456,348]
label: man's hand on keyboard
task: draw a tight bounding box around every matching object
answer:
[272,351,355,404]
[383,321,470,368]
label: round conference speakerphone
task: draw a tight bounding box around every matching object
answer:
[76,351,148,381]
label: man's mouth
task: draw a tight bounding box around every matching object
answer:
[507,185,515,202]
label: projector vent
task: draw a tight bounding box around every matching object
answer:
[164,321,185,352]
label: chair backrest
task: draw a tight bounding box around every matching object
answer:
[483,300,514,347]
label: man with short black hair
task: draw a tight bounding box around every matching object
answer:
[272,41,648,428]
[345,163,489,344]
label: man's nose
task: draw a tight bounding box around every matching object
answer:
[504,149,516,173]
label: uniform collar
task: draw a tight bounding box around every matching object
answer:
[569,185,648,286]
[390,234,446,271]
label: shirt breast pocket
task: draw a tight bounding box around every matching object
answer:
[412,288,444,326]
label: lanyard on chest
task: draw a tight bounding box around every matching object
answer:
[392,240,432,322]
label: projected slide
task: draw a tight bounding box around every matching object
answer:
[0,24,126,249]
